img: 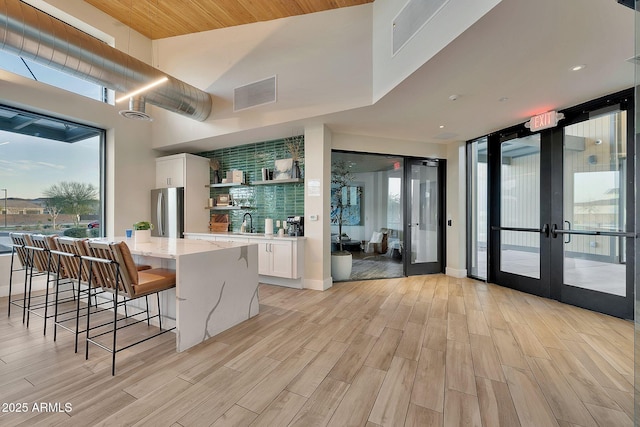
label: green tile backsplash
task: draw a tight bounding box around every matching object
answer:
[198,137,305,233]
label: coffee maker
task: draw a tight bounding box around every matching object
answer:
[286,216,304,236]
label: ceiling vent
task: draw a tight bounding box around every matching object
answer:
[119,97,153,121]
[234,76,277,112]
[392,0,450,55]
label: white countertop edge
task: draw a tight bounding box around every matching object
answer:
[101,236,256,258]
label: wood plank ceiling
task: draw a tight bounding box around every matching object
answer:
[84,0,373,40]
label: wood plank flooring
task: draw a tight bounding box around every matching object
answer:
[0,275,634,426]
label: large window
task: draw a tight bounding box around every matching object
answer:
[0,51,107,103]
[0,105,105,253]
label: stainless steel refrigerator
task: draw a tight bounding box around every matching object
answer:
[151,187,184,238]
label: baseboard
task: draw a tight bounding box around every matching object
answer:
[303,277,333,291]
[260,275,303,289]
[445,267,467,278]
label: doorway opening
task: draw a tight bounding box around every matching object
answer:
[331,151,445,281]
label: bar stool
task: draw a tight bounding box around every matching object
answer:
[22,234,50,329]
[8,233,47,324]
[7,232,30,319]
[23,235,76,334]
[83,240,176,375]
[51,237,154,353]
[51,237,111,353]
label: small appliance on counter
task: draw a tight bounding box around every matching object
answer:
[286,216,304,236]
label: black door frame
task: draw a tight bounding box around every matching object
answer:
[487,89,634,318]
[548,92,634,318]
[487,127,552,298]
[403,158,446,276]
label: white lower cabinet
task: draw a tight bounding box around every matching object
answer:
[184,233,304,282]
[257,240,294,278]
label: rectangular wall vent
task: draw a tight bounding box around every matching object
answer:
[392,0,450,55]
[234,75,277,112]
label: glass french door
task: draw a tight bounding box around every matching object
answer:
[404,158,445,275]
[549,108,634,317]
[490,134,552,297]
[489,92,634,318]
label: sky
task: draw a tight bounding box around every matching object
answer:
[0,132,100,199]
[0,51,103,101]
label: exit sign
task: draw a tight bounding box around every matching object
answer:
[525,111,564,132]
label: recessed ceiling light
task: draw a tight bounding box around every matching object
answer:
[448,94,459,101]
[499,97,509,102]
[571,64,586,71]
[439,125,445,129]
[0,142,9,146]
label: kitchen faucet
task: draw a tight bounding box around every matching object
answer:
[242,212,254,233]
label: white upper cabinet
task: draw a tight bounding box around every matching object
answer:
[156,153,210,233]
[156,156,185,188]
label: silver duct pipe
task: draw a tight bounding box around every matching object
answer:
[0,0,212,121]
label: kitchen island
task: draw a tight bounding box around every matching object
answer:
[118,237,259,352]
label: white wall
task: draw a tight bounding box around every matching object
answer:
[372,0,501,101]
[332,133,447,158]
[149,5,374,149]
[445,141,467,278]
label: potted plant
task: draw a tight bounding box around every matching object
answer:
[284,135,303,179]
[133,221,153,243]
[331,159,355,281]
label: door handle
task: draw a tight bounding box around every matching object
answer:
[564,220,571,244]
[408,223,419,227]
[542,224,549,238]
[157,192,164,236]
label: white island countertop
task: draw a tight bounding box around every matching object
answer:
[113,236,255,259]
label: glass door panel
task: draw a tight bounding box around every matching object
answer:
[405,159,444,275]
[468,138,488,280]
[561,111,627,297]
[499,135,541,279]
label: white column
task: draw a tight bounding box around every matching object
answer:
[303,124,333,290]
[445,141,467,278]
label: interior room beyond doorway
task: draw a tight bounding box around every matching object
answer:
[331,151,404,281]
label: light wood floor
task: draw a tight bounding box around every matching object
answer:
[0,275,634,426]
